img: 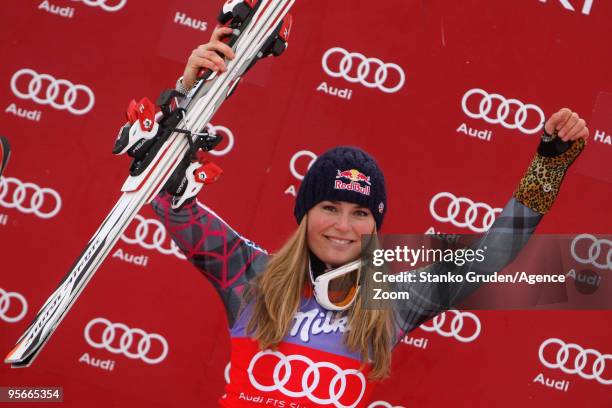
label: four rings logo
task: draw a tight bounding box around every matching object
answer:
[461,88,544,135]
[71,0,128,12]
[0,176,62,219]
[10,68,95,115]
[248,350,366,407]
[121,214,186,259]
[419,309,482,343]
[539,338,610,385]
[0,288,28,323]
[84,317,169,364]
[429,192,501,233]
[570,234,612,270]
[322,47,405,94]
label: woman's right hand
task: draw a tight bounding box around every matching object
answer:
[181,26,236,91]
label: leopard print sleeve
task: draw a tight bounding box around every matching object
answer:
[513,135,586,213]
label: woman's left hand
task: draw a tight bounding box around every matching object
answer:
[544,108,589,142]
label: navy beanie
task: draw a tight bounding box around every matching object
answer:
[294,146,387,229]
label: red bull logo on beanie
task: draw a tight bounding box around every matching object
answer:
[335,169,371,196]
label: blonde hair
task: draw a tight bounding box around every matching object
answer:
[244,214,395,380]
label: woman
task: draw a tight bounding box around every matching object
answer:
[154,26,589,408]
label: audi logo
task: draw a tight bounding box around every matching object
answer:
[248,350,366,407]
[461,88,545,135]
[206,123,235,156]
[429,192,501,233]
[72,0,128,12]
[10,68,95,115]
[570,234,612,270]
[322,47,405,94]
[368,401,405,408]
[84,317,169,364]
[419,309,481,343]
[0,176,62,219]
[539,337,611,385]
[0,288,28,323]
[289,150,317,181]
[120,214,186,259]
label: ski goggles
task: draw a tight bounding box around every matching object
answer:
[309,259,362,311]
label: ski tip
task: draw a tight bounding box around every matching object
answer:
[4,342,33,368]
[4,342,22,364]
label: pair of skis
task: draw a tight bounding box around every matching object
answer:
[5,0,295,367]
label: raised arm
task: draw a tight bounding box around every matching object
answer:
[152,193,269,328]
[392,108,588,339]
[147,26,269,327]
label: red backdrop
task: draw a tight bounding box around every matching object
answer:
[0,0,610,407]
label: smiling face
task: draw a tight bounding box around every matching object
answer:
[306,200,376,267]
